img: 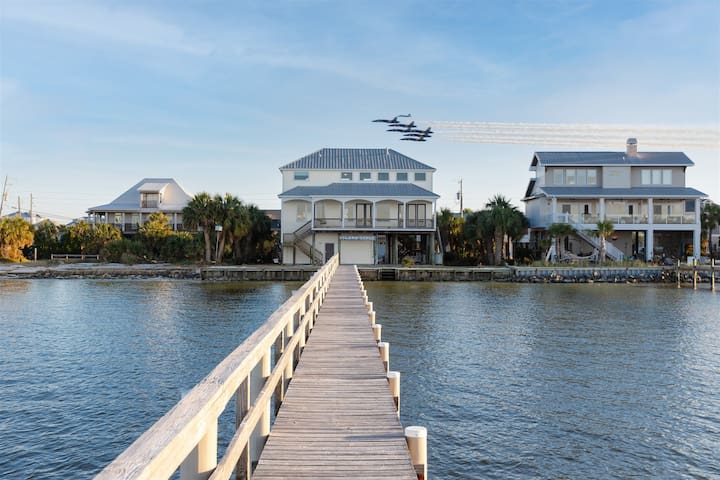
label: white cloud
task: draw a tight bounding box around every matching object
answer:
[1,0,212,55]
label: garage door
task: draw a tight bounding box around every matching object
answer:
[340,240,373,265]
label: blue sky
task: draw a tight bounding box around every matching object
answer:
[1,0,718,221]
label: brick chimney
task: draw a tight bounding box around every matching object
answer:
[626,138,638,157]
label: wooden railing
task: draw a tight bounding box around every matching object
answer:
[96,254,340,480]
[50,254,100,260]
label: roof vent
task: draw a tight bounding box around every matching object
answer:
[626,138,638,157]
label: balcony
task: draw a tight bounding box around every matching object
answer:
[313,216,434,230]
[653,213,696,224]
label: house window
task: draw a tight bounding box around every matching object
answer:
[565,169,576,185]
[642,170,651,185]
[576,169,587,185]
[396,172,408,181]
[294,171,309,181]
[685,200,695,212]
[141,193,159,208]
[561,204,571,214]
[553,170,564,185]
[584,205,590,215]
[663,169,672,185]
[113,213,122,225]
[652,170,662,184]
[587,169,597,185]
[341,172,353,180]
[414,172,426,181]
[378,172,389,181]
[642,169,672,185]
[628,205,634,215]
[359,172,371,181]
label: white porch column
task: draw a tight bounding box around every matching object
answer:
[646,228,654,262]
[372,200,377,229]
[341,201,346,229]
[402,202,407,228]
[694,197,702,257]
[551,198,557,223]
[311,199,316,228]
[599,198,605,221]
[648,198,654,225]
[122,212,126,233]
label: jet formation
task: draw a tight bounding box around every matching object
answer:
[372,114,433,142]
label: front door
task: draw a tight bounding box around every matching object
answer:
[325,243,335,261]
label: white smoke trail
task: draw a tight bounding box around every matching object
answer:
[420,120,719,149]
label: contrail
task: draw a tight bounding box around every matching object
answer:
[421,120,719,149]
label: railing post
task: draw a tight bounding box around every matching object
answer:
[712,259,716,291]
[180,418,218,480]
[378,341,389,372]
[368,309,376,325]
[372,324,382,343]
[405,426,428,480]
[235,379,251,480]
[250,351,271,470]
[387,371,400,417]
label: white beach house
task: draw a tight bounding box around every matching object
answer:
[87,178,192,234]
[522,139,707,261]
[279,148,440,265]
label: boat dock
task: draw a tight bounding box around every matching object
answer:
[96,256,426,480]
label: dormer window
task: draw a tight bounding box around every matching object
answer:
[341,172,353,181]
[378,172,389,181]
[359,172,371,181]
[414,172,426,181]
[294,171,309,181]
[141,192,160,208]
[396,172,408,181]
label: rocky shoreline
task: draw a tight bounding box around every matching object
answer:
[1,262,715,286]
[0,262,201,279]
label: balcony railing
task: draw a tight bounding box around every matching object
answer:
[604,214,649,225]
[313,217,434,229]
[653,213,696,224]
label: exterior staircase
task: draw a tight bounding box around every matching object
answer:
[568,219,624,261]
[284,221,324,265]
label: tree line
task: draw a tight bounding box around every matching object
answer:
[0,193,276,263]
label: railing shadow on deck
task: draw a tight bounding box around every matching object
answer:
[96,255,340,480]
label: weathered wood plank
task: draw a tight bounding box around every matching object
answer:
[252,266,415,479]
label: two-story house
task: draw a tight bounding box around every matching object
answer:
[279,148,440,265]
[88,178,192,234]
[522,139,706,261]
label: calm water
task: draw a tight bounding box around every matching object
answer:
[0,279,718,479]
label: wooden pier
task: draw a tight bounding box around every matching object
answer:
[96,256,424,480]
[252,266,416,479]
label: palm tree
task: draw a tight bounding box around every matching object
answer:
[485,195,527,264]
[463,209,495,264]
[595,220,614,263]
[183,192,215,262]
[701,201,720,257]
[436,208,464,260]
[0,217,34,261]
[546,223,576,263]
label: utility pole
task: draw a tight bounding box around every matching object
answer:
[457,179,463,216]
[0,176,7,216]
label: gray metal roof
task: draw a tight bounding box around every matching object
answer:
[539,186,707,198]
[532,151,694,167]
[280,148,436,171]
[88,178,192,212]
[279,183,440,199]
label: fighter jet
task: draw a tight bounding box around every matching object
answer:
[386,121,417,132]
[403,127,433,138]
[372,114,411,124]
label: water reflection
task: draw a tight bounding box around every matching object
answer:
[366,282,720,479]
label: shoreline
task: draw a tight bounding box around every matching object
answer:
[1,262,715,286]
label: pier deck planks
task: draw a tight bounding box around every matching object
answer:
[253,266,416,479]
